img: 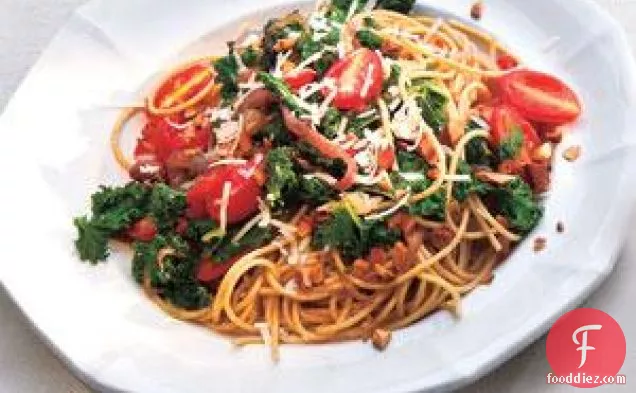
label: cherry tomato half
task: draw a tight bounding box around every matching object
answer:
[491,104,541,161]
[134,114,211,162]
[496,54,518,71]
[323,48,384,111]
[494,70,581,124]
[152,63,215,111]
[186,160,261,224]
[196,255,241,283]
[128,217,157,242]
[284,68,317,90]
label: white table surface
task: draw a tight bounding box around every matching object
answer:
[0,0,634,392]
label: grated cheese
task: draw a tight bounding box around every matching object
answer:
[303,172,338,185]
[283,279,299,294]
[231,213,264,243]
[360,64,375,98]
[218,181,232,234]
[364,192,410,221]
[253,322,272,345]
[469,115,490,131]
[444,174,472,182]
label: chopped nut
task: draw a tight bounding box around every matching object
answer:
[556,221,565,233]
[533,237,547,253]
[475,170,517,186]
[532,142,553,162]
[563,145,582,162]
[470,1,484,20]
[371,328,392,351]
[273,37,298,52]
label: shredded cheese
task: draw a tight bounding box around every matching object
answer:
[360,64,375,98]
[254,322,272,345]
[444,174,472,182]
[231,213,264,243]
[364,192,411,221]
[219,181,232,233]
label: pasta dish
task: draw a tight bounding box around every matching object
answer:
[73,0,581,358]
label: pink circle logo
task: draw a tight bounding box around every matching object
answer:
[546,308,626,388]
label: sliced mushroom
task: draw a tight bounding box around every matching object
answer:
[236,88,277,112]
[129,158,165,183]
[474,170,517,186]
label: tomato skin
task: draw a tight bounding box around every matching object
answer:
[377,147,395,170]
[491,105,541,161]
[495,70,581,124]
[496,54,518,70]
[323,48,384,111]
[152,63,213,110]
[196,255,240,283]
[134,115,211,163]
[284,69,317,89]
[128,217,157,242]
[186,161,261,224]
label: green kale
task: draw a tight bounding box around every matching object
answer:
[375,0,416,14]
[452,160,493,202]
[265,147,300,208]
[490,178,542,233]
[409,190,446,221]
[262,12,305,69]
[213,45,240,104]
[212,226,275,263]
[356,29,383,49]
[383,63,401,92]
[91,182,149,216]
[312,208,400,260]
[465,136,495,167]
[136,235,209,310]
[347,113,379,138]
[391,172,446,221]
[73,216,110,263]
[327,0,368,23]
[396,150,428,172]
[296,141,346,177]
[363,16,379,28]
[147,184,187,232]
[299,177,338,205]
[75,183,151,263]
[184,218,218,242]
[498,127,524,161]
[319,107,343,139]
[240,46,262,67]
[257,72,306,114]
[411,80,448,133]
[296,33,338,75]
[252,112,292,147]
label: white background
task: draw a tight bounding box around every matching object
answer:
[0,0,634,392]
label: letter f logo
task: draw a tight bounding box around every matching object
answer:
[572,324,602,368]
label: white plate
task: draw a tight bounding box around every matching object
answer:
[1,0,636,392]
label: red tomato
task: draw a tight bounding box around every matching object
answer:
[152,63,214,110]
[196,255,241,283]
[377,147,395,170]
[134,115,211,162]
[323,48,383,111]
[491,105,541,160]
[494,70,581,124]
[284,68,317,89]
[496,54,518,70]
[175,217,188,235]
[128,217,157,242]
[186,161,260,224]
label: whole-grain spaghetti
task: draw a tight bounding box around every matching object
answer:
[75,0,581,360]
